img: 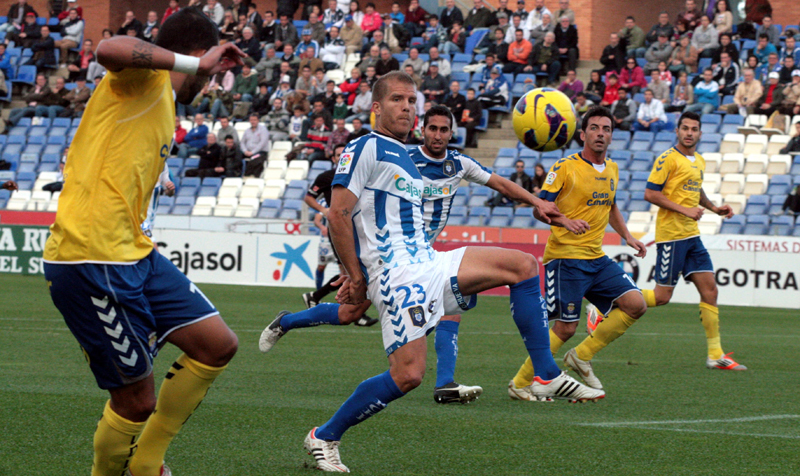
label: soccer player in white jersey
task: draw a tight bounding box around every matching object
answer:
[140,163,176,239]
[288,71,603,473]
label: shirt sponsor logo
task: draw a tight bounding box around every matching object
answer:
[586,191,613,206]
[394,174,422,199]
[424,184,451,197]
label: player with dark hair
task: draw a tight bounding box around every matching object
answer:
[509,105,649,394]
[42,7,245,476]
[586,111,745,371]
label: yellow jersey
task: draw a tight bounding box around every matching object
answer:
[646,147,705,243]
[44,68,175,264]
[540,154,619,263]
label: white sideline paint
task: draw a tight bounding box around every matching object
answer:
[578,414,800,427]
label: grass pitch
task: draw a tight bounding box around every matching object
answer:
[1,274,797,475]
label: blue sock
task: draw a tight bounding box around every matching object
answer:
[434,320,459,388]
[316,370,405,441]
[509,276,561,380]
[315,268,325,289]
[280,303,341,331]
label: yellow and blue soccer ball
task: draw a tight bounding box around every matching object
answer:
[512,88,577,152]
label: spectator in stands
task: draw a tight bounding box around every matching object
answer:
[178,114,209,158]
[421,61,447,102]
[444,80,466,118]
[619,57,647,94]
[288,105,308,141]
[634,89,670,132]
[67,39,94,82]
[298,115,329,162]
[619,16,646,59]
[363,65,377,88]
[251,82,272,117]
[404,64,423,88]
[347,117,368,141]
[600,73,620,106]
[644,32,673,76]
[554,15,578,75]
[505,13,529,44]
[41,150,65,192]
[649,70,670,105]
[324,0,346,28]
[757,15,780,47]
[376,47,400,76]
[528,12,553,44]
[526,0,551,31]
[298,29,320,59]
[755,71,784,116]
[264,98,290,141]
[585,70,605,103]
[203,0,225,26]
[713,33,739,65]
[347,80,372,123]
[758,52,781,83]
[465,0,494,30]
[117,10,143,37]
[666,71,693,112]
[6,12,40,48]
[574,91,593,115]
[721,68,762,115]
[25,25,55,69]
[281,44,301,72]
[333,93,348,119]
[402,48,424,76]
[147,26,160,44]
[460,88,481,148]
[609,87,636,130]
[495,0,513,22]
[557,69,583,100]
[255,46,281,83]
[440,0,463,30]
[656,60,672,83]
[421,14,447,54]
[686,68,719,114]
[488,160,531,207]
[781,37,800,66]
[339,67,362,104]
[313,80,337,112]
[162,0,180,25]
[361,29,389,57]
[36,77,69,119]
[260,10,277,44]
[361,2,382,38]
[299,48,325,76]
[216,116,239,146]
[779,56,795,84]
[646,12,674,46]
[0,44,12,81]
[309,98,333,127]
[782,186,800,215]
[185,134,224,178]
[7,73,49,126]
[478,65,509,108]
[600,33,625,75]
[512,0,529,23]
[692,16,718,59]
[442,21,467,55]
[356,45,379,74]
[782,70,800,116]
[0,0,37,35]
[220,135,244,176]
[341,15,364,55]
[231,64,258,105]
[504,28,533,74]
[239,113,269,175]
[237,26,262,65]
[347,0,364,26]
[675,0,702,32]
[271,64,296,93]
[142,11,159,41]
[326,118,350,156]
[172,118,186,154]
[63,79,91,120]
[320,26,346,70]
[713,51,739,96]
[404,0,428,36]
[713,0,733,34]
[487,28,509,63]
[275,14,299,51]
[754,34,777,66]
[780,123,800,154]
[423,47,451,77]
[553,0,574,25]
[55,8,84,66]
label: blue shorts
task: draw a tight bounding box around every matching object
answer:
[44,250,218,390]
[545,256,640,322]
[656,237,714,287]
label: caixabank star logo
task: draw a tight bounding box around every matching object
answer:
[270,240,314,281]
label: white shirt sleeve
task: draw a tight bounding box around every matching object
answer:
[461,155,492,185]
[332,138,375,199]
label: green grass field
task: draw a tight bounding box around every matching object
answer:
[1,274,798,475]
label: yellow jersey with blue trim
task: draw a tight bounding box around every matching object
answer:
[646,147,705,243]
[43,68,175,264]
[539,153,618,263]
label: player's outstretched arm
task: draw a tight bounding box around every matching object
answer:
[644,188,704,221]
[485,173,562,222]
[699,189,734,218]
[608,203,646,257]
[96,36,245,75]
[533,206,590,234]
[328,185,366,304]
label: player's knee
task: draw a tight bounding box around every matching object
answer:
[654,294,671,306]
[209,330,239,367]
[394,368,425,392]
[338,306,360,325]
[111,391,156,422]
[626,300,647,319]
[514,252,539,282]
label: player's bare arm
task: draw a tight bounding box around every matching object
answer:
[533,206,590,234]
[485,174,562,222]
[304,194,329,216]
[699,188,734,218]
[96,36,245,74]
[608,203,646,257]
[644,187,704,221]
[328,185,366,304]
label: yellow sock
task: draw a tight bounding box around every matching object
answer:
[92,400,146,476]
[642,289,657,307]
[129,354,226,476]
[575,309,637,361]
[699,302,723,360]
[512,329,566,388]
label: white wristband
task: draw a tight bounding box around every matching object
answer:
[172,54,200,75]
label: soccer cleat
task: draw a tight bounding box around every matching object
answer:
[258,311,289,353]
[302,292,319,309]
[304,427,350,473]
[586,303,604,335]
[706,352,747,371]
[530,371,605,402]
[507,380,553,402]
[126,465,172,476]
[563,348,604,390]
[354,315,378,327]
[433,382,483,404]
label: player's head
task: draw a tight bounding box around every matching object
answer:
[372,71,417,141]
[580,106,614,155]
[422,105,455,157]
[332,143,347,163]
[156,7,221,103]
[676,111,701,150]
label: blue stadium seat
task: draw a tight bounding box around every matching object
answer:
[283,199,304,210]
[467,195,487,207]
[700,114,721,125]
[11,65,36,85]
[52,117,71,128]
[700,133,722,143]
[487,216,510,227]
[283,187,305,200]
[47,134,67,145]
[743,223,767,235]
[450,206,467,217]
[651,141,672,152]
[197,186,217,197]
[455,187,470,197]
[518,149,539,159]
[491,207,513,217]
[514,207,533,217]
[469,206,490,217]
[28,126,48,137]
[767,175,792,195]
[258,208,280,219]
[745,195,769,215]
[627,200,650,211]
[181,177,200,187]
[8,128,28,138]
[493,156,516,168]
[166,158,183,170]
[26,135,45,145]
[201,177,222,188]
[722,114,744,125]
[769,215,795,236]
[42,144,62,155]
[184,158,200,169]
[470,187,491,197]
[451,195,467,207]
[175,196,195,207]
[177,186,197,197]
[793,225,800,237]
[279,209,299,220]
[451,71,470,83]
[497,147,518,158]
[510,216,534,228]
[260,198,282,209]
[466,216,486,226]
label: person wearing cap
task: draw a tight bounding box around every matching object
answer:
[422,46,451,78]
[298,29,321,58]
[440,0,463,30]
[720,68,762,115]
[644,31,673,75]
[6,11,41,48]
[1,0,38,34]
[754,71,785,116]
[464,0,494,30]
[781,70,800,116]
[271,74,295,103]
[512,0,529,23]
[404,0,428,37]
[478,65,509,108]
[323,0,346,28]
[529,12,554,44]
[421,61,447,102]
[341,14,364,55]
[503,28,533,74]
[525,0,551,31]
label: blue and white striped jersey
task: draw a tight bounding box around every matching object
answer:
[410,146,492,243]
[140,163,171,238]
[332,132,433,283]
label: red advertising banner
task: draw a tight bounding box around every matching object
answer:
[437,225,622,245]
[0,211,56,226]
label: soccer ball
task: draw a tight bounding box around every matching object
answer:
[512,88,577,152]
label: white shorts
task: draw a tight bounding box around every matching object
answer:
[317,238,339,265]
[368,248,470,356]
[441,247,478,315]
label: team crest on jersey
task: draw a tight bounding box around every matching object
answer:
[546,171,557,185]
[610,178,615,192]
[443,159,456,177]
[337,153,354,174]
[408,305,426,327]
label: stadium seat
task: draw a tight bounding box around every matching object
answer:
[258,207,280,219]
[742,135,768,155]
[719,153,744,174]
[6,190,31,210]
[766,154,790,176]
[743,154,768,174]
[743,174,768,196]
[766,135,790,155]
[769,215,795,236]
[719,174,745,195]
[767,175,792,195]
[744,194,769,215]
[497,147,518,158]
[467,195,487,207]
[488,216,510,227]
[719,133,744,154]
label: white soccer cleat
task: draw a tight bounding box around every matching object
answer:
[433,382,483,404]
[563,348,604,390]
[586,303,604,335]
[302,291,319,309]
[304,427,350,473]
[258,311,289,353]
[706,352,747,371]
[530,371,605,402]
[507,380,553,402]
